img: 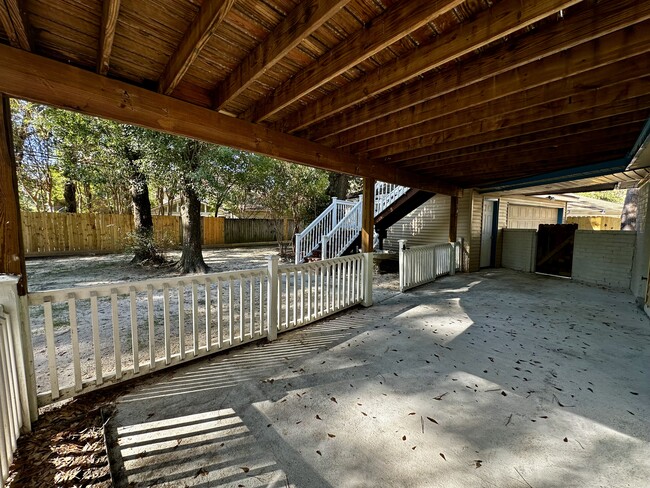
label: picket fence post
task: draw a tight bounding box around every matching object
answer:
[449,242,456,276]
[398,239,407,292]
[361,252,373,307]
[267,256,279,341]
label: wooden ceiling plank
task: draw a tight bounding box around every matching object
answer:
[246,0,465,122]
[376,78,650,164]
[0,0,30,51]
[0,43,460,196]
[362,55,650,160]
[284,0,585,134]
[158,0,235,95]
[340,23,650,151]
[392,97,650,168]
[304,0,650,141]
[213,0,350,110]
[97,0,121,75]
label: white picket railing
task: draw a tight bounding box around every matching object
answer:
[399,240,463,292]
[0,305,24,482]
[295,182,410,263]
[295,199,357,264]
[22,254,371,407]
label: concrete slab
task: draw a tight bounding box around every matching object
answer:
[106,269,650,487]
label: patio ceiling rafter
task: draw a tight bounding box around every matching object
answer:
[344,23,650,155]
[97,0,121,75]
[0,0,30,51]
[158,0,235,95]
[212,0,349,110]
[244,0,466,123]
[285,0,584,135]
[0,43,461,196]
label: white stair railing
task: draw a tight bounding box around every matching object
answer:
[295,198,356,263]
[296,182,410,263]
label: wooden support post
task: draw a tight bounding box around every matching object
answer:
[449,195,458,243]
[361,177,375,253]
[0,94,26,295]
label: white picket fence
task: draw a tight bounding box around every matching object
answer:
[20,254,370,407]
[399,240,463,292]
[0,305,26,482]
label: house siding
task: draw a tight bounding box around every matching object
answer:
[384,195,451,252]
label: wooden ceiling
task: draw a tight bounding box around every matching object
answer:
[0,0,649,195]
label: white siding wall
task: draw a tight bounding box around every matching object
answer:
[502,229,537,272]
[572,230,636,290]
[631,183,650,299]
[384,195,451,252]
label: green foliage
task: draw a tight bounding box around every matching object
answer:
[575,189,627,204]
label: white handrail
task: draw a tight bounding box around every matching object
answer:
[321,200,363,260]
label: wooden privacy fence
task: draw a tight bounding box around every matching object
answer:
[21,212,295,256]
[399,240,463,292]
[21,253,370,407]
[567,216,621,231]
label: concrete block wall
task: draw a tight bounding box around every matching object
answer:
[572,230,636,290]
[501,229,537,272]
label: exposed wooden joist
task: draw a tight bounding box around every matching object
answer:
[0,44,461,196]
[364,61,650,161]
[0,0,30,51]
[403,111,649,169]
[97,0,121,75]
[283,0,581,134]
[0,95,27,294]
[213,0,349,110]
[158,0,234,95]
[393,96,650,168]
[246,0,465,122]
[341,24,650,152]
[375,77,650,164]
[419,124,642,172]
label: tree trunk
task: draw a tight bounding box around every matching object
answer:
[63,180,77,213]
[130,165,162,264]
[621,188,638,230]
[175,183,209,273]
[327,172,349,200]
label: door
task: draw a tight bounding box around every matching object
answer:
[535,223,578,277]
[480,200,495,267]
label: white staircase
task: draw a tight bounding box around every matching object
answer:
[295,182,409,263]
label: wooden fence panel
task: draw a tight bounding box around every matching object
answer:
[22,213,294,256]
[567,216,621,231]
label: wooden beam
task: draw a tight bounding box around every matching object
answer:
[0,44,461,196]
[403,111,649,169]
[343,24,650,152]
[97,0,121,75]
[366,69,650,161]
[0,0,30,51]
[0,95,27,295]
[213,0,348,110]
[419,124,642,173]
[449,196,458,243]
[361,178,375,253]
[283,0,583,134]
[246,0,465,122]
[398,99,650,166]
[158,0,234,95]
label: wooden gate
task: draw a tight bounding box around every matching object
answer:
[535,224,578,277]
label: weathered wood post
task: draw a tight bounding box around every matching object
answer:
[267,255,278,341]
[361,178,375,307]
[449,195,458,243]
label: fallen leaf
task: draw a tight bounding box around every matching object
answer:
[361,412,367,416]
[475,460,482,468]
[501,391,507,397]
[427,417,438,424]
[412,446,417,450]
[630,391,638,395]
[241,466,250,473]
[327,433,336,438]
[563,437,568,442]
[330,397,337,404]
[315,415,322,420]
[408,412,416,416]
[433,393,448,401]
[316,450,322,456]
[194,467,208,478]
[402,435,407,441]
[440,453,446,461]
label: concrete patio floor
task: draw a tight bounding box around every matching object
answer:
[105,269,650,487]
